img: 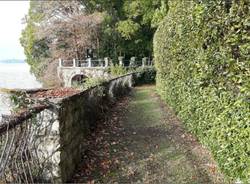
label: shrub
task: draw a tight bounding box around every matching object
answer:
[110,64,128,77]
[135,67,156,85]
[74,77,107,91]
[154,0,250,181]
[9,91,34,112]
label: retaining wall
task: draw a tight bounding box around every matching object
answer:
[0,73,136,183]
[58,73,134,182]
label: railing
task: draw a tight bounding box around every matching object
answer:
[0,105,60,183]
[59,57,154,68]
[59,58,107,68]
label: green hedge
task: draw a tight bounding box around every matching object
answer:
[154,0,250,181]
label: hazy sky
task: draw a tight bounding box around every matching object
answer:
[0,1,29,60]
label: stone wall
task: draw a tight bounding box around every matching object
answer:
[0,73,136,183]
[57,73,134,182]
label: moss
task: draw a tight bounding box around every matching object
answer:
[127,87,162,127]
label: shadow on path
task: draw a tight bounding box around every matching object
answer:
[73,85,228,184]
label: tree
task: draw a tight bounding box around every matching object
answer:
[37,1,103,60]
[20,1,49,76]
[81,0,168,59]
[21,1,103,86]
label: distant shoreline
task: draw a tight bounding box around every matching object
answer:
[0,59,25,64]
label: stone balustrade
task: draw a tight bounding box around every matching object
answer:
[58,57,154,87]
[59,57,153,68]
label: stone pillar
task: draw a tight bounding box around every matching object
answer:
[87,58,92,67]
[73,59,76,67]
[98,59,103,67]
[130,57,136,66]
[118,56,124,66]
[59,58,62,67]
[104,57,109,67]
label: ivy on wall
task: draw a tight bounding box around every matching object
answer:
[154,0,250,181]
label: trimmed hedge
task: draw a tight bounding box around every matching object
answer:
[154,0,250,181]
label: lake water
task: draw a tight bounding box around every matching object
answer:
[0,62,41,119]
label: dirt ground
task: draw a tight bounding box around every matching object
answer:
[72,85,230,184]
